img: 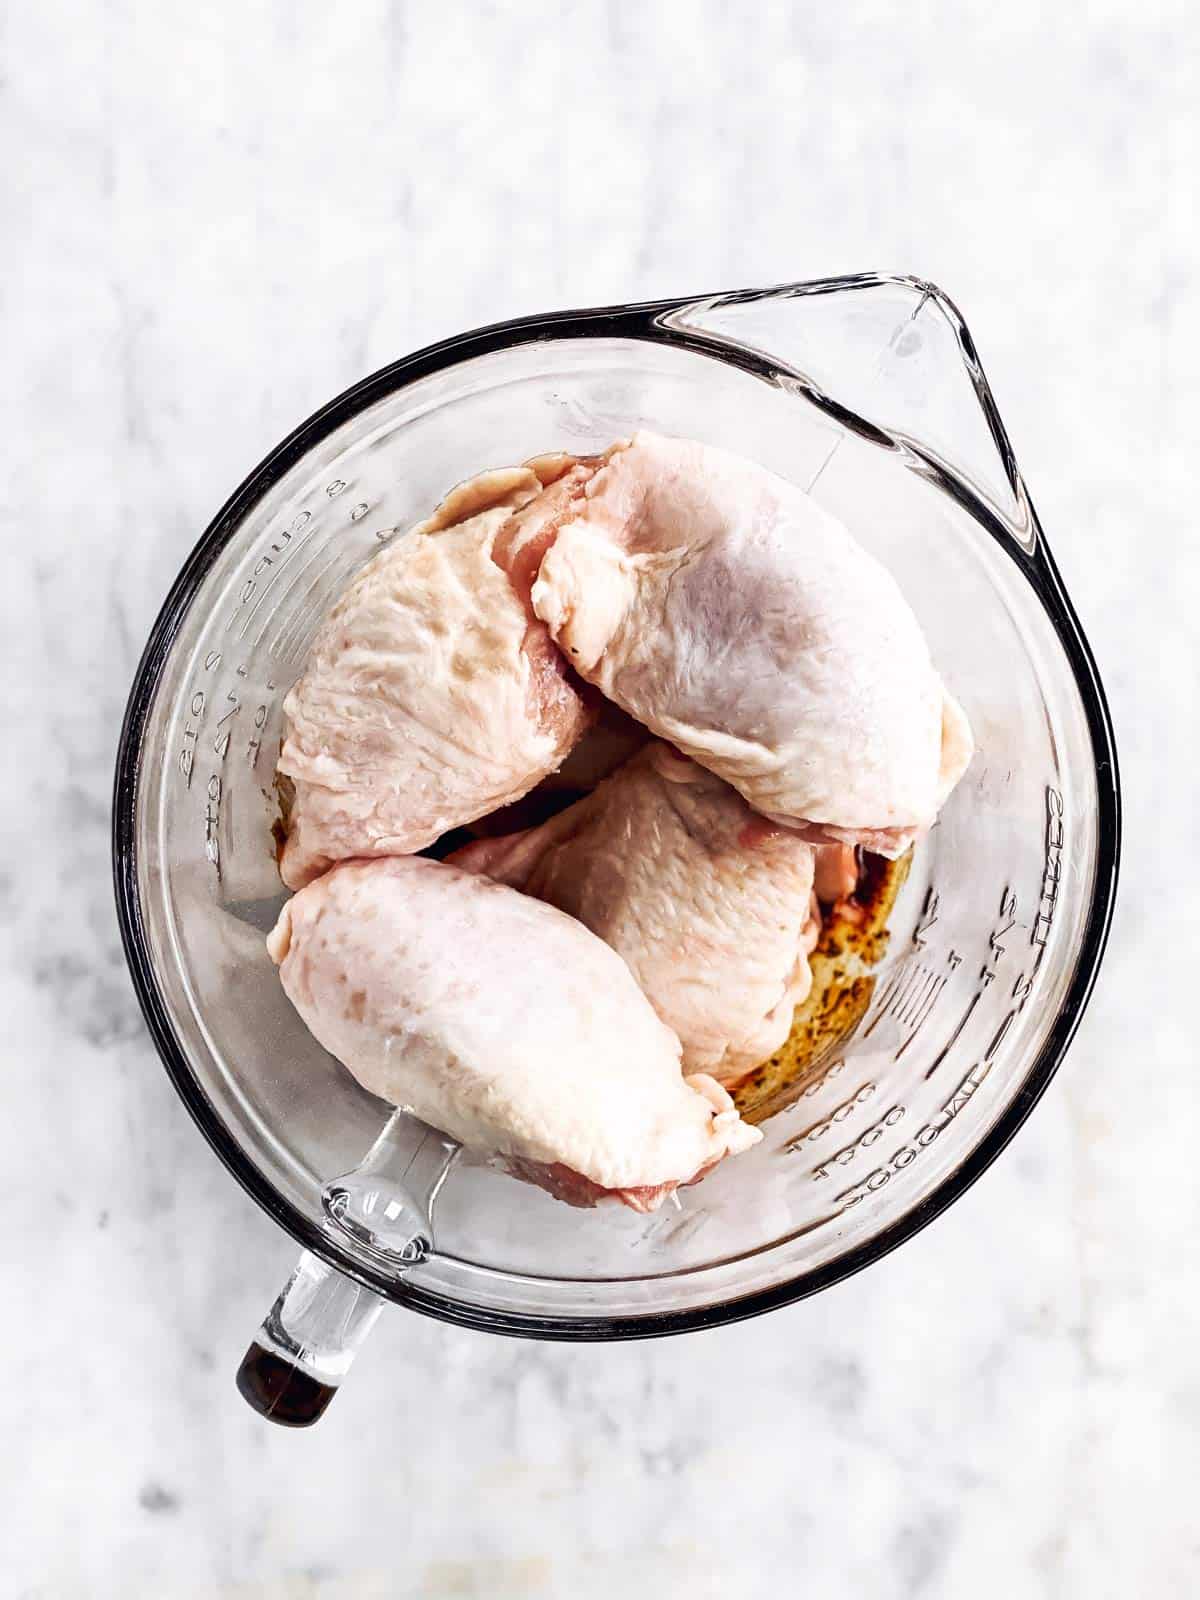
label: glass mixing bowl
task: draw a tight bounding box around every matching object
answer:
[113,274,1119,1424]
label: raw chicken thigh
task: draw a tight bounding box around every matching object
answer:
[276,460,594,889]
[530,431,974,856]
[268,428,975,1217]
[452,742,820,1085]
[267,855,760,1208]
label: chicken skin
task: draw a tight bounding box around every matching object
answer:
[529,431,973,856]
[267,856,760,1208]
[452,742,820,1086]
[277,462,595,889]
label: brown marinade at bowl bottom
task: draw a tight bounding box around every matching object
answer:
[733,850,911,1125]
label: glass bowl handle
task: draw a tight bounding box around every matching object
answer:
[235,1114,459,1426]
[236,1251,385,1426]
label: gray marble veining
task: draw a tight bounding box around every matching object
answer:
[4,1,1197,1595]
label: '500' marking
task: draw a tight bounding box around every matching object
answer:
[785,1082,876,1152]
[812,1104,906,1181]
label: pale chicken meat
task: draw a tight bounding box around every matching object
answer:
[267,856,760,1208]
[452,742,821,1086]
[276,460,595,889]
[530,431,974,856]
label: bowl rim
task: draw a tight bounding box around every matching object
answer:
[112,273,1121,1340]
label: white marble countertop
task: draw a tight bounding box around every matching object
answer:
[5,2,1196,1595]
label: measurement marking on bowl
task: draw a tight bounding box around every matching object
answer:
[203,772,222,879]
[271,547,356,663]
[222,511,313,638]
[785,1082,878,1151]
[259,537,345,655]
[862,967,908,1038]
[273,546,358,659]
[863,958,924,1038]
[895,984,944,1054]
[773,1057,849,1123]
[244,684,276,772]
[834,1056,995,1208]
[912,885,941,948]
[897,967,941,1026]
[798,1057,847,1100]
[1032,786,1065,954]
[918,791,1067,1089]
[922,993,982,1081]
[238,518,320,640]
[209,693,240,762]
[177,648,226,788]
[811,1103,906,1181]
